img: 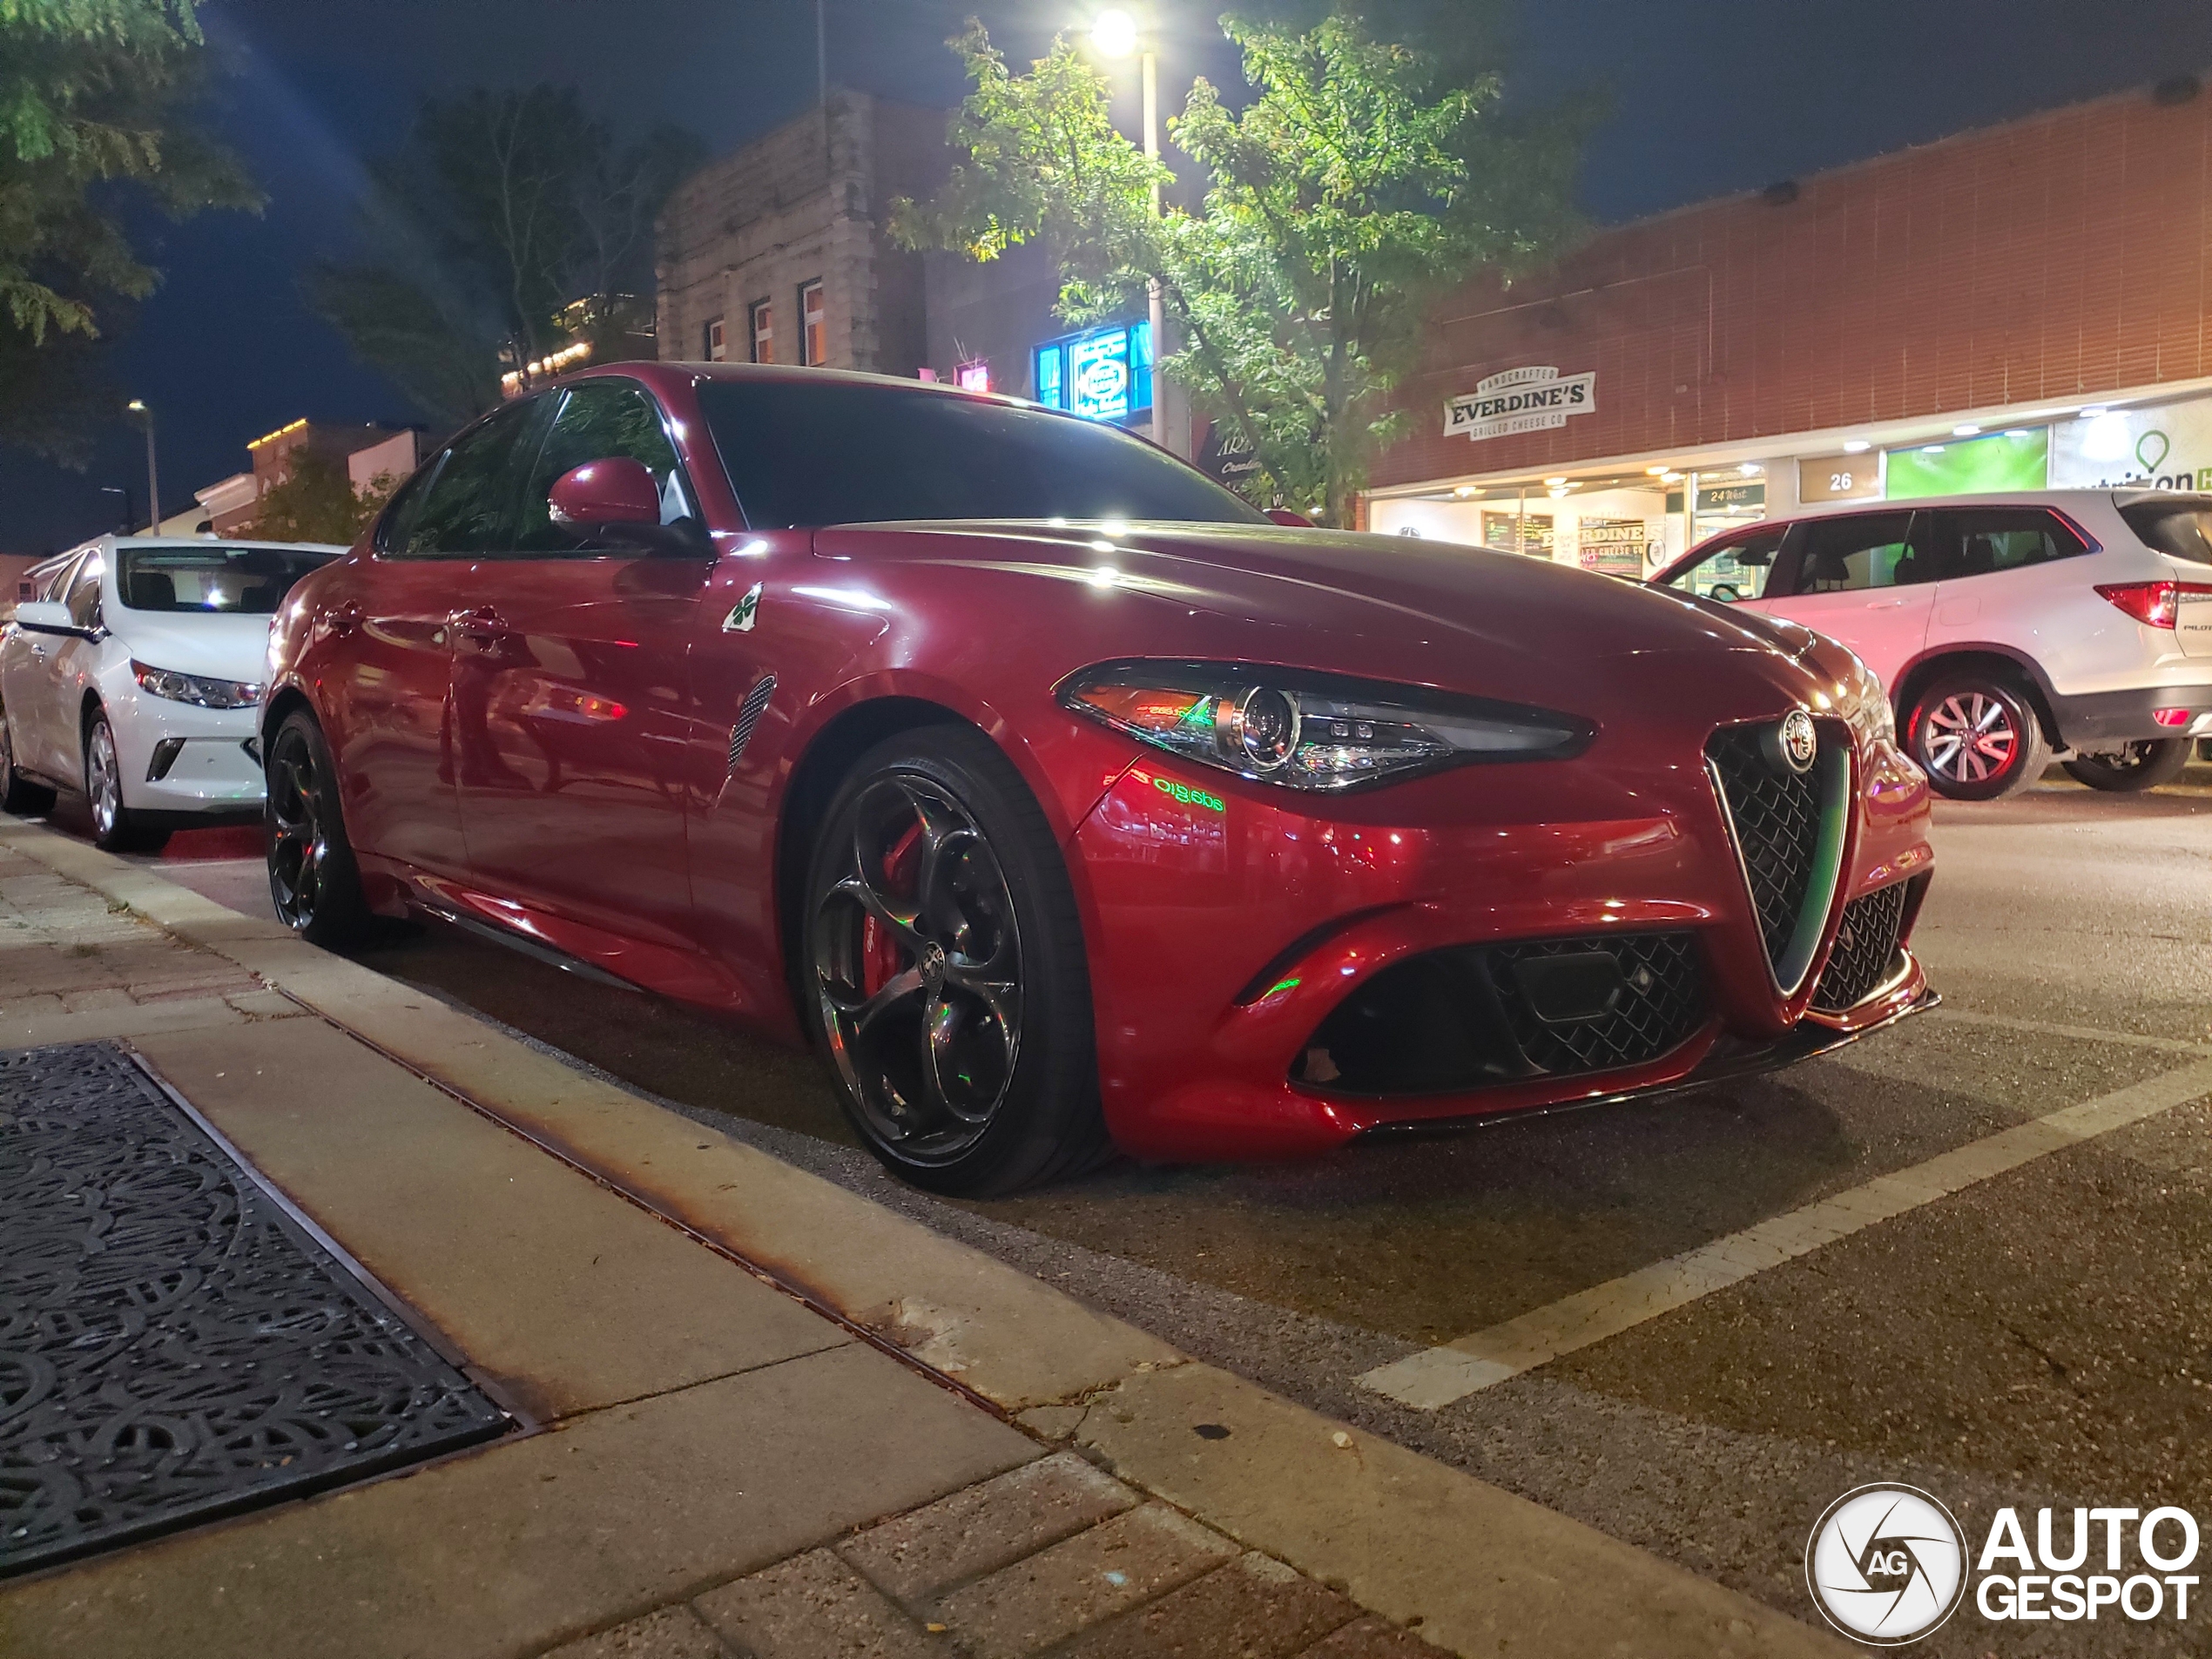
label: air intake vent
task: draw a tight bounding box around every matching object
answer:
[1297,930,1706,1096]
[1812,880,1911,1012]
[1705,719,1849,994]
[728,673,776,772]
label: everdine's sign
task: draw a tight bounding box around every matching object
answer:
[1446,366,1597,442]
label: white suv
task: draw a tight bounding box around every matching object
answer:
[0,536,341,850]
[1654,490,2212,799]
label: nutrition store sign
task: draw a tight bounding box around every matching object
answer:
[1446,366,1597,442]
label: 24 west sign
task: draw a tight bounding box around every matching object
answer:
[1445,366,1597,442]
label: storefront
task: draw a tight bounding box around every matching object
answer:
[1032,320,1154,428]
[1362,76,2212,578]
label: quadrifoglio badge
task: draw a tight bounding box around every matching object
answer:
[1807,1485,2202,1643]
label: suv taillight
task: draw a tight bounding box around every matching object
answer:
[2095,579,2212,628]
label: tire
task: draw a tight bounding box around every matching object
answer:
[84,711,170,853]
[265,708,371,948]
[1906,671,2050,801]
[0,708,56,817]
[2061,737,2195,792]
[801,725,1109,1197]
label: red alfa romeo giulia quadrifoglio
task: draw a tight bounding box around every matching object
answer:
[260,363,1936,1194]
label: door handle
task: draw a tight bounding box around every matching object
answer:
[452,606,510,642]
[1868,597,1911,609]
[330,602,363,637]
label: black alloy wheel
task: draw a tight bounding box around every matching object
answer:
[804,725,1109,1196]
[84,711,168,853]
[1907,672,2050,801]
[266,709,370,947]
[0,708,55,817]
[2061,737,2195,792]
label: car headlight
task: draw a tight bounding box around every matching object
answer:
[1838,669,1896,749]
[1058,660,1593,792]
[132,661,263,710]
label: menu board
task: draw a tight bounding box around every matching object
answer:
[1483,511,1554,556]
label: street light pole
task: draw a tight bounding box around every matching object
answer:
[1092,10,1177,454]
[126,400,158,536]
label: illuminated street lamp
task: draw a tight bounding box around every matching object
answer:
[125,399,159,536]
[1089,9,1172,452]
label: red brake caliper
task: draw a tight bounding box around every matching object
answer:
[860,819,923,996]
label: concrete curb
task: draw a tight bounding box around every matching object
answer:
[0,822,1851,1658]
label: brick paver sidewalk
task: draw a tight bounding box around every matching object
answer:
[556,1453,1434,1659]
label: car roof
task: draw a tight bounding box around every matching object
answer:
[1768,487,2133,522]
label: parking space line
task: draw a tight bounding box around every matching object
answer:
[1929,1006,2212,1057]
[1358,1058,2212,1411]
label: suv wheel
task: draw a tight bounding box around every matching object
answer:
[2061,738,2195,792]
[802,725,1110,1196]
[1906,671,2050,801]
[84,711,170,853]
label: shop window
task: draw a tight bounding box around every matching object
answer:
[750,300,774,364]
[800,280,826,367]
[705,318,726,361]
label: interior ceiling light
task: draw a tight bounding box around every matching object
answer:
[1645,464,1669,475]
[1737,462,1762,476]
[1953,423,1982,436]
[1543,475,1568,485]
[1842,440,1871,454]
[1921,445,1946,454]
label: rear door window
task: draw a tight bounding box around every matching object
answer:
[1932,508,2087,578]
[1786,512,1931,594]
[2119,497,2212,565]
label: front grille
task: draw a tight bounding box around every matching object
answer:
[1298,930,1707,1096]
[1706,721,1846,992]
[1812,881,1910,1012]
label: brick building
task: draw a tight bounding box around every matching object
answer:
[1366,74,2212,577]
[657,91,1155,431]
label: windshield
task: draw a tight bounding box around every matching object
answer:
[2120,497,2212,566]
[117,544,335,614]
[697,379,1266,529]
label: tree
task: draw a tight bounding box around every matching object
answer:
[894,9,1586,526]
[308,87,705,431]
[0,0,260,462]
[249,448,398,546]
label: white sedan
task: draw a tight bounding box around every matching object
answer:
[0,536,342,851]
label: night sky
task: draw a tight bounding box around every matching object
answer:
[10,0,2212,552]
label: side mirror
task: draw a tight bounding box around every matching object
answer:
[13,601,72,631]
[549,458,661,529]
[546,458,708,556]
[1265,508,1316,529]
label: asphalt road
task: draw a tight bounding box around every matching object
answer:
[98,762,2212,1656]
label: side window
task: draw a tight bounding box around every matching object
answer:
[391,400,544,557]
[1788,512,1929,596]
[512,381,694,555]
[1662,526,1786,603]
[64,555,105,629]
[1936,509,2085,579]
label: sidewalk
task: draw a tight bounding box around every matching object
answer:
[0,823,1846,1658]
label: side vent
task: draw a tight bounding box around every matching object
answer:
[728,673,776,772]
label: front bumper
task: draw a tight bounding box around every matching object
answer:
[1069,717,1935,1162]
[111,691,264,815]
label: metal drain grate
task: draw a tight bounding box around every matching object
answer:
[0,1042,510,1577]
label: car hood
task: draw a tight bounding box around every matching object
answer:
[111,610,273,682]
[813,520,1827,705]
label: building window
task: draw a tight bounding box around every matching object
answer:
[800,280,826,367]
[750,300,774,364]
[705,318,726,361]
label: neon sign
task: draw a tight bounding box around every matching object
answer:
[1034,321,1152,423]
